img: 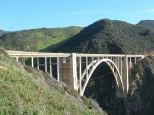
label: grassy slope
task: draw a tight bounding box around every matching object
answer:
[0,49,101,115]
[0,27,82,51]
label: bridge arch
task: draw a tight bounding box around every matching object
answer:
[80,58,124,97]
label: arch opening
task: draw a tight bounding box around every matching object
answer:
[80,59,124,97]
[83,62,126,115]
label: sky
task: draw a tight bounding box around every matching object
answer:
[0,0,154,31]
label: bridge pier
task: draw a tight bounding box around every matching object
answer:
[59,53,78,90]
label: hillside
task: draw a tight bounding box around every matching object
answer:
[138,20,154,29]
[0,27,82,51]
[51,19,154,54]
[0,48,107,115]
[1,19,154,54]
[125,56,154,115]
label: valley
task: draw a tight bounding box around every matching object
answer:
[0,19,154,115]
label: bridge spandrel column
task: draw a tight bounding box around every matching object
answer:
[122,55,129,95]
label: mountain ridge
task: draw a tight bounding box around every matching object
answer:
[0,19,154,54]
[50,19,154,54]
[138,20,154,29]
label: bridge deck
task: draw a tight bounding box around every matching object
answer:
[6,50,70,57]
[6,50,145,58]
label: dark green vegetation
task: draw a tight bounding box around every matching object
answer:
[0,48,107,115]
[0,27,82,51]
[1,19,154,54]
[125,57,154,115]
[51,19,154,54]
[138,20,154,29]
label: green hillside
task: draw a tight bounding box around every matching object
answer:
[0,27,82,51]
[52,19,154,54]
[125,56,154,115]
[0,48,106,115]
[1,19,154,54]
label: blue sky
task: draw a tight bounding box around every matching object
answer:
[0,0,154,31]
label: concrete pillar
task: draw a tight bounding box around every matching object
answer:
[122,55,129,94]
[79,57,82,92]
[120,57,123,76]
[57,57,60,82]
[135,57,137,64]
[86,57,88,80]
[45,57,47,73]
[37,57,39,69]
[16,57,19,61]
[31,57,34,68]
[117,57,120,70]
[59,53,78,90]
[129,57,132,68]
[72,53,78,90]
[49,57,52,78]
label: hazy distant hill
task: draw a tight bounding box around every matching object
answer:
[0,27,82,51]
[0,29,5,37]
[52,19,154,54]
[138,20,154,29]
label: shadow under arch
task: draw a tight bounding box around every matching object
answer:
[80,59,124,97]
[82,61,126,115]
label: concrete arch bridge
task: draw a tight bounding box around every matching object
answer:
[7,50,144,97]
